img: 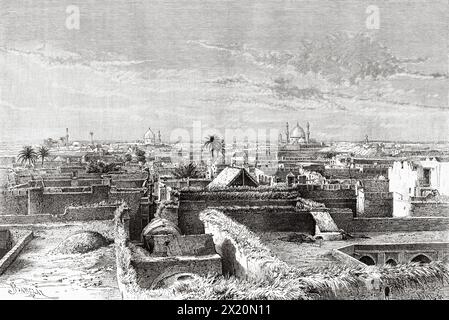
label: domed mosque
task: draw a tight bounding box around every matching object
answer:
[277,121,326,170]
[280,121,312,145]
[289,122,308,144]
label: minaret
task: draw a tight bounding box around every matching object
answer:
[286,122,290,143]
[255,137,259,166]
[243,137,249,166]
[266,137,270,156]
[65,128,69,146]
[306,121,310,144]
[89,131,94,145]
[158,130,162,144]
[221,138,226,164]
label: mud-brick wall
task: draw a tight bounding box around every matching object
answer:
[299,189,357,213]
[328,208,354,231]
[148,234,216,257]
[131,254,222,289]
[361,180,389,193]
[361,195,393,217]
[0,229,12,259]
[0,192,28,215]
[26,186,143,240]
[348,217,449,232]
[225,210,316,234]
[178,199,298,234]
[329,208,449,232]
[110,191,144,241]
[36,185,110,215]
[410,202,449,217]
[158,204,179,225]
[114,179,145,189]
[42,180,72,187]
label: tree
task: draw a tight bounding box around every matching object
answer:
[37,146,50,165]
[135,148,146,163]
[17,146,37,167]
[123,153,132,163]
[173,162,201,179]
[203,135,222,159]
[86,161,120,173]
[322,151,337,159]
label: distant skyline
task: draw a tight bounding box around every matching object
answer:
[1,0,448,143]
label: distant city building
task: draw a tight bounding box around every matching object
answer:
[144,127,162,145]
[277,121,326,171]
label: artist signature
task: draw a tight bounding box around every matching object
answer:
[7,282,51,299]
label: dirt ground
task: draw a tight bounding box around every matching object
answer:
[0,221,120,300]
[259,230,449,269]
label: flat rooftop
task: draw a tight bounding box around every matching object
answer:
[259,230,449,269]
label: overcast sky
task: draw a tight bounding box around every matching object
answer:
[0,0,447,143]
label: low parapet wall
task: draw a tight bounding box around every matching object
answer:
[411,202,449,217]
[0,205,117,224]
[0,230,33,275]
[329,208,449,232]
[336,243,449,266]
[210,206,316,234]
[178,199,299,234]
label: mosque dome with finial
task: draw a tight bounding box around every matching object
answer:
[290,122,306,139]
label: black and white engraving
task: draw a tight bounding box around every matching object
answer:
[0,0,448,301]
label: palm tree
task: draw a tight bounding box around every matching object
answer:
[173,162,201,179]
[17,146,38,167]
[37,146,50,166]
[203,135,222,160]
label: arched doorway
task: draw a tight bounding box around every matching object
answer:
[359,255,376,265]
[385,259,397,266]
[411,254,431,264]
